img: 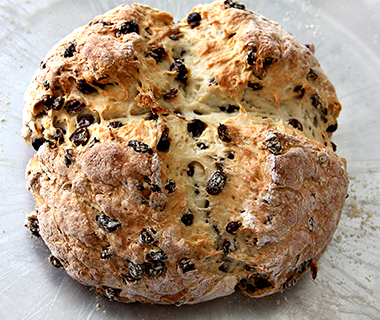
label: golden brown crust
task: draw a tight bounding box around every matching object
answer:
[23,0,348,304]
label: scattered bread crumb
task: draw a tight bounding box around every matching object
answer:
[346,202,361,218]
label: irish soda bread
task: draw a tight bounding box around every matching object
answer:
[22,0,349,304]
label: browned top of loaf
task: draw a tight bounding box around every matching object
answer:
[22,1,341,148]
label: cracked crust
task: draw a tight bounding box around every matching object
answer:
[23,0,349,305]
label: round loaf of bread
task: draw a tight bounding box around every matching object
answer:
[22,0,349,304]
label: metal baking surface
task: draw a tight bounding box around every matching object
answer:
[1,0,379,319]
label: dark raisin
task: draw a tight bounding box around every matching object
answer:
[65,100,85,114]
[40,61,46,69]
[187,119,206,138]
[170,59,188,84]
[116,21,139,37]
[331,142,337,152]
[263,57,275,68]
[43,81,50,89]
[218,263,229,273]
[293,86,305,100]
[297,259,312,274]
[140,227,157,244]
[49,255,63,268]
[224,0,245,10]
[244,264,257,272]
[150,184,161,192]
[96,213,121,232]
[69,127,89,146]
[187,12,201,28]
[127,140,153,155]
[64,149,73,167]
[181,213,194,226]
[247,49,257,65]
[187,163,194,177]
[92,20,111,27]
[63,42,76,58]
[219,105,239,113]
[108,121,123,128]
[310,261,318,279]
[101,246,112,259]
[78,116,95,127]
[157,128,170,152]
[311,94,322,108]
[240,279,259,294]
[52,96,65,110]
[147,249,167,262]
[307,68,318,81]
[41,94,53,109]
[326,123,338,133]
[164,179,176,193]
[179,258,195,273]
[264,214,275,225]
[243,282,257,294]
[206,170,227,195]
[253,276,273,290]
[32,137,47,151]
[226,152,235,159]
[149,46,166,62]
[308,217,314,231]
[135,183,144,191]
[29,173,41,192]
[48,139,57,148]
[144,176,151,184]
[288,118,304,131]
[222,240,231,255]
[282,276,297,289]
[99,287,121,301]
[226,221,242,234]
[248,81,263,90]
[146,261,167,277]
[217,124,231,143]
[197,142,208,150]
[149,112,159,121]
[25,215,40,237]
[163,88,178,101]
[52,128,65,144]
[128,261,145,280]
[77,79,97,94]
[265,134,282,155]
